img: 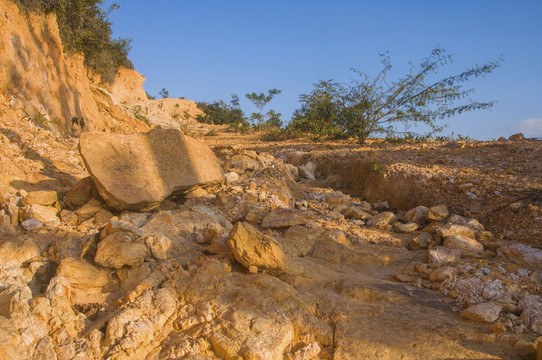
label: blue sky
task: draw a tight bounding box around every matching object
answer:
[109,0,542,140]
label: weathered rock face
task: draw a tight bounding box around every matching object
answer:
[79,128,224,211]
[227,222,289,275]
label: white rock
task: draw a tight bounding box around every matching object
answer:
[224,172,240,184]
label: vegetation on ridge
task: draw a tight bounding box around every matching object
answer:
[15,0,131,82]
[290,48,502,143]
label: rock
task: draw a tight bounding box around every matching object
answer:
[508,133,525,141]
[95,231,148,269]
[427,204,449,222]
[230,154,264,171]
[430,266,456,282]
[0,237,41,268]
[366,211,396,229]
[372,201,389,210]
[59,209,77,225]
[261,208,317,228]
[460,302,502,323]
[75,197,103,221]
[21,218,43,231]
[298,162,316,180]
[436,224,476,242]
[350,228,405,247]
[64,176,99,209]
[519,295,542,334]
[291,341,321,360]
[404,206,429,224]
[443,235,484,253]
[224,172,240,184]
[394,222,419,233]
[21,190,58,206]
[79,128,224,211]
[57,257,111,289]
[227,221,288,275]
[428,246,462,264]
[342,206,372,220]
[498,244,542,270]
[19,205,59,227]
[408,232,433,250]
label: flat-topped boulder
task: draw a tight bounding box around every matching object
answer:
[79,128,224,211]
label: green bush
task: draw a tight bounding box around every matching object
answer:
[15,0,131,82]
[196,100,248,131]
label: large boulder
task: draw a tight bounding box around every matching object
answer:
[79,128,224,211]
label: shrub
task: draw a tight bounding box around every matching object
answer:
[196,99,248,131]
[292,48,501,143]
[15,0,131,82]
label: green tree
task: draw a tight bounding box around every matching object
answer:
[245,89,282,130]
[159,88,170,99]
[292,48,502,143]
[290,80,343,137]
[195,95,248,130]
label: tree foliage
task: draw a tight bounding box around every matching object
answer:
[196,95,248,130]
[15,0,131,81]
[245,89,282,130]
[291,48,502,143]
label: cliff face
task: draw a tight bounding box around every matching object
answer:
[0,0,149,135]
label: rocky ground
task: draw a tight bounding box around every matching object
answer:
[1,117,542,359]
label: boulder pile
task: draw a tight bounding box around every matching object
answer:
[0,140,540,359]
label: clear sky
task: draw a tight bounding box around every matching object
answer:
[109,0,542,140]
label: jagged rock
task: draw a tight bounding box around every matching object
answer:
[21,218,43,231]
[64,176,98,209]
[436,223,476,242]
[21,190,58,206]
[498,243,542,270]
[427,204,449,222]
[0,236,40,268]
[447,215,484,231]
[298,162,316,180]
[230,154,264,171]
[443,235,484,253]
[57,257,115,305]
[519,295,542,334]
[95,231,148,269]
[366,212,396,229]
[19,205,59,227]
[291,341,321,360]
[508,133,525,141]
[261,208,317,229]
[224,171,240,184]
[342,206,372,220]
[350,227,405,247]
[227,222,288,275]
[428,246,461,264]
[75,198,104,223]
[394,222,419,234]
[79,128,224,211]
[404,206,429,224]
[460,302,502,323]
[408,232,433,250]
[430,266,457,282]
[59,209,77,225]
[57,257,112,289]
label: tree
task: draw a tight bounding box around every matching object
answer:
[290,80,344,137]
[195,95,248,130]
[159,88,170,99]
[245,89,282,130]
[291,48,502,143]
